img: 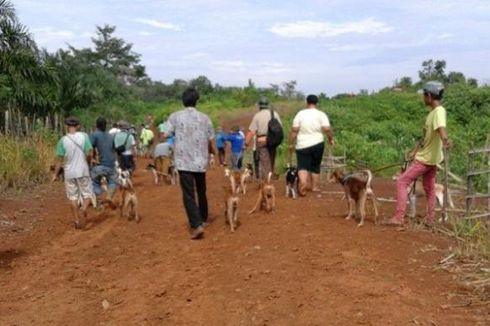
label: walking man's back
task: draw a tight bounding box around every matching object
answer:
[164,88,216,239]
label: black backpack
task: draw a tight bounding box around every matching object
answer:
[115,132,130,155]
[266,109,284,149]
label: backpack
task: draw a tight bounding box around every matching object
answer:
[115,132,130,155]
[266,109,284,149]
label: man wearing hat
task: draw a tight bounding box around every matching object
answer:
[114,120,137,173]
[245,97,282,179]
[52,116,94,229]
[139,123,154,158]
[384,81,451,226]
[224,125,245,170]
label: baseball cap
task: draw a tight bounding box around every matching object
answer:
[118,120,130,129]
[258,97,270,108]
[65,116,80,127]
[418,81,444,96]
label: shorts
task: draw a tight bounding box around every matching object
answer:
[65,176,93,201]
[155,156,171,176]
[296,142,325,174]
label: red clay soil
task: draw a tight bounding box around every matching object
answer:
[0,160,488,325]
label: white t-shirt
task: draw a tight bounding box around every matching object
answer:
[292,108,330,150]
[56,132,92,179]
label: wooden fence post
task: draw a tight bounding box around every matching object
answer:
[4,110,8,134]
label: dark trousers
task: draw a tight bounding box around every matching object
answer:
[218,148,225,165]
[253,150,260,179]
[178,171,208,229]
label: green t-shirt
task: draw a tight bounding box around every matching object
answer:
[415,105,446,165]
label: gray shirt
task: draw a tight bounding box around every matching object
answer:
[154,142,173,158]
[165,107,214,172]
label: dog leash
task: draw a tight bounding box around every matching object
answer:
[371,161,406,174]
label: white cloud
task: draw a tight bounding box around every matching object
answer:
[211,60,290,74]
[133,18,181,31]
[182,52,209,60]
[269,18,393,38]
[31,27,75,38]
[439,33,453,40]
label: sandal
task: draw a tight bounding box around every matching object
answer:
[381,218,404,227]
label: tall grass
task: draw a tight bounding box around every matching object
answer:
[0,131,56,191]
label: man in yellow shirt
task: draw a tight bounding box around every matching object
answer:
[139,124,154,158]
[384,81,451,226]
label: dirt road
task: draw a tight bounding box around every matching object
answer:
[0,159,488,325]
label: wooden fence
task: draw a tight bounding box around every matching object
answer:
[465,136,490,220]
[0,109,64,136]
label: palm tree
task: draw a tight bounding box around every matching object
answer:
[0,0,56,116]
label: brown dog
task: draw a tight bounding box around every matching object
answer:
[249,172,276,214]
[332,169,378,227]
[224,171,239,232]
[117,171,140,222]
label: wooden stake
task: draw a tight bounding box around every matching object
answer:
[442,146,449,222]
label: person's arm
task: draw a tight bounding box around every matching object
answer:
[322,126,335,147]
[437,127,452,148]
[51,156,63,182]
[52,139,65,182]
[289,127,299,152]
[407,139,422,160]
[245,130,255,148]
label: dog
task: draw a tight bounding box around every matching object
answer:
[249,172,276,214]
[146,162,179,185]
[117,170,140,222]
[285,164,299,199]
[238,163,253,194]
[50,164,64,181]
[224,170,239,232]
[392,169,455,218]
[331,169,379,227]
[209,154,216,168]
[408,180,455,218]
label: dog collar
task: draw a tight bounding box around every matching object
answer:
[340,175,351,185]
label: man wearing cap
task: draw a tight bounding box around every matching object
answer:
[114,121,137,173]
[224,125,245,170]
[215,127,226,166]
[245,97,282,179]
[139,124,154,158]
[163,88,216,240]
[384,81,451,226]
[52,116,94,229]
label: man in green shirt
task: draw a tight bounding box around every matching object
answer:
[384,81,451,226]
[52,117,93,229]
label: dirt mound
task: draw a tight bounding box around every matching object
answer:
[0,159,488,325]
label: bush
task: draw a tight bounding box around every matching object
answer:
[0,131,56,190]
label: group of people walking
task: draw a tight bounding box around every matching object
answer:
[53,81,450,238]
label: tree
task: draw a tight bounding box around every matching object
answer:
[447,71,466,84]
[397,76,413,89]
[91,25,146,85]
[0,0,56,115]
[467,78,478,87]
[280,80,298,99]
[418,59,447,82]
[189,75,213,95]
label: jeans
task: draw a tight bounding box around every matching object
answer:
[230,152,243,171]
[90,165,118,196]
[178,171,208,229]
[394,160,437,222]
[218,148,225,165]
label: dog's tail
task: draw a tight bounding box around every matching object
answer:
[266,171,272,184]
[229,173,237,195]
[362,169,374,195]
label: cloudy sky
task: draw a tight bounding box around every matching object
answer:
[15,0,490,95]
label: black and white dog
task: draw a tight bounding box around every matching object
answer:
[285,165,299,199]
